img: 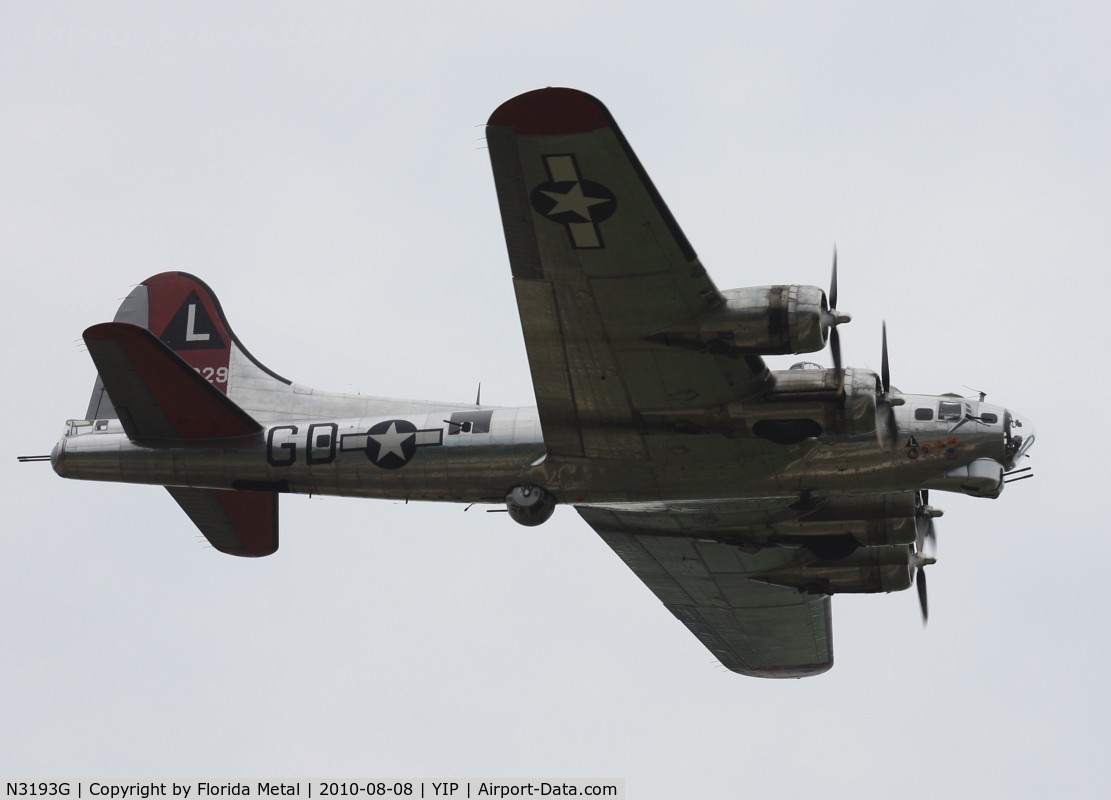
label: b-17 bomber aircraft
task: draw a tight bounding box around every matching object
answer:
[22,88,1035,677]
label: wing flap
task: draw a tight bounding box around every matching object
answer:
[511,279,587,457]
[83,322,262,441]
[166,487,278,557]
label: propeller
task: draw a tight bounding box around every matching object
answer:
[874,321,901,448]
[881,321,890,395]
[913,490,940,624]
[823,247,851,391]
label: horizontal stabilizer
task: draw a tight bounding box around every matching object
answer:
[166,487,278,557]
[83,322,262,441]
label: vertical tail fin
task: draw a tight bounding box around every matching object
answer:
[81,274,286,558]
[86,272,291,421]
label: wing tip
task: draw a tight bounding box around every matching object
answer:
[726,660,834,679]
[488,87,612,135]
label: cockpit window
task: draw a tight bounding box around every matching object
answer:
[1004,410,1036,469]
[938,400,963,420]
[66,419,93,437]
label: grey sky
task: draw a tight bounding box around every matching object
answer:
[3,2,1106,796]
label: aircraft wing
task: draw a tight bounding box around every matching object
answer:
[578,505,833,677]
[486,88,775,460]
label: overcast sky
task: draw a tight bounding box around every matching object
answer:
[2,2,1106,797]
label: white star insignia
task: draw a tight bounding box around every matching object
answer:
[369,421,413,463]
[541,183,612,221]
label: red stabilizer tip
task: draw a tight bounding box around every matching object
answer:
[488,87,612,135]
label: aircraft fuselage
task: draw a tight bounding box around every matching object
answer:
[51,389,1027,506]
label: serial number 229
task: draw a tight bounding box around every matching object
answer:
[194,366,229,384]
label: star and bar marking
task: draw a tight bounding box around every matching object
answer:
[529,154,616,249]
[340,420,443,470]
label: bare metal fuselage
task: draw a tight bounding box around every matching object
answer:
[52,383,1023,508]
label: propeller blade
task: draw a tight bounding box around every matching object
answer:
[881,321,891,394]
[823,245,850,393]
[915,493,938,555]
[917,566,929,625]
[875,401,897,448]
[912,489,938,625]
[915,510,929,542]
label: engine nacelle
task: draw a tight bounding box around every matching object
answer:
[776,494,918,546]
[652,285,828,356]
[738,366,880,443]
[758,544,914,595]
[505,484,556,526]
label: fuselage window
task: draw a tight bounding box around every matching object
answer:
[914,408,934,421]
[938,400,962,420]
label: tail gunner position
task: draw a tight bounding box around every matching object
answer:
[21,89,1035,677]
